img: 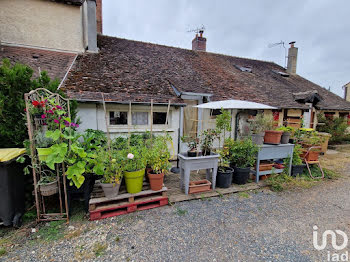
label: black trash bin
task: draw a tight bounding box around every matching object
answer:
[0,149,26,227]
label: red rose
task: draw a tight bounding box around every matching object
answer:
[32,101,39,107]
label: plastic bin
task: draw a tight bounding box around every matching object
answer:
[0,148,26,227]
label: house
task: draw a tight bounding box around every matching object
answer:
[60,32,350,152]
[2,0,350,155]
[0,0,102,82]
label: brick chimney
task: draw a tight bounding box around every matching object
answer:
[344,82,350,101]
[192,30,206,52]
[96,0,102,34]
[286,41,298,74]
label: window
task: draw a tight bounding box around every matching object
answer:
[210,109,222,117]
[132,112,148,125]
[109,111,128,125]
[153,112,167,125]
[324,112,335,120]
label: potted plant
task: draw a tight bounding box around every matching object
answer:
[277,126,294,144]
[94,148,123,198]
[249,113,268,145]
[291,144,306,176]
[147,135,171,191]
[215,108,232,149]
[123,145,147,194]
[200,129,217,156]
[263,115,283,144]
[226,138,259,184]
[37,172,58,196]
[28,99,47,127]
[181,135,199,157]
[34,131,53,162]
[215,147,233,188]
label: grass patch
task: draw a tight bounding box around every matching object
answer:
[238,192,250,198]
[174,207,188,216]
[93,242,107,257]
[0,247,7,256]
[115,236,120,242]
[35,220,65,241]
[216,190,224,198]
[22,209,37,223]
[266,166,339,192]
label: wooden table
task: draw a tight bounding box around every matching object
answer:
[178,153,219,195]
[252,144,294,182]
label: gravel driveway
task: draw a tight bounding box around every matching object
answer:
[2,167,350,262]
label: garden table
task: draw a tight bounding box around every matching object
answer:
[178,153,219,195]
[252,143,294,182]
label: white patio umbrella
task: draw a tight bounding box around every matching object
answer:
[194,99,277,110]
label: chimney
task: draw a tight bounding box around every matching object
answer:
[192,30,206,52]
[344,82,350,101]
[86,0,98,52]
[96,0,103,34]
[286,41,298,74]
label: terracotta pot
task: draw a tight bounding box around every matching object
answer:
[147,172,164,191]
[188,180,211,194]
[264,130,283,144]
[305,150,320,162]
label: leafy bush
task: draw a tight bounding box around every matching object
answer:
[225,138,259,168]
[317,114,349,144]
[0,59,78,148]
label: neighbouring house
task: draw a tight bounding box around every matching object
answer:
[0,0,102,84]
[2,0,350,155]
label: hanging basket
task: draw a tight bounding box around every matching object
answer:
[39,180,59,196]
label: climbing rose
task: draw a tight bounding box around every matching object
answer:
[41,114,46,119]
[127,153,134,159]
[54,119,59,124]
[56,105,62,110]
[32,101,39,107]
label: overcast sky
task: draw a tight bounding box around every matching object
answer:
[103,0,350,97]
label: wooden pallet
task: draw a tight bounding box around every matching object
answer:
[89,182,168,221]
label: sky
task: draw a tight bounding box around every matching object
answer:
[102,0,350,98]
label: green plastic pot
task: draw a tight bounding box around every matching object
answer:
[124,169,145,193]
[36,148,52,162]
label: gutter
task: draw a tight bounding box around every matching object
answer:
[74,98,187,107]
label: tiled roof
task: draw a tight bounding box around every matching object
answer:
[0,45,76,81]
[62,35,350,110]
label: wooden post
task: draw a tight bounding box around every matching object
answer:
[128,101,131,147]
[25,94,40,222]
[150,99,153,142]
[101,93,112,155]
[165,100,171,126]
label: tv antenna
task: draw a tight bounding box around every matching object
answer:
[268,40,287,68]
[187,25,205,34]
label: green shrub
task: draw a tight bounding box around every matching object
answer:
[225,138,259,168]
[317,114,349,144]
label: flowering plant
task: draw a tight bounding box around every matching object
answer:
[123,145,147,172]
[28,99,47,116]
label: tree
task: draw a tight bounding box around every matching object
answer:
[0,59,78,148]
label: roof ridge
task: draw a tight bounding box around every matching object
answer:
[99,34,282,69]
